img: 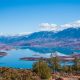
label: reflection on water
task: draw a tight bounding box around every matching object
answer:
[0,47,79,69]
[18,46,77,54]
[0,49,37,69]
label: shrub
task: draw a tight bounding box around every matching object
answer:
[32,60,51,79]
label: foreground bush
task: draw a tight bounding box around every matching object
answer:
[32,60,51,79]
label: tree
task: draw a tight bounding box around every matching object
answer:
[32,60,51,79]
[48,53,61,72]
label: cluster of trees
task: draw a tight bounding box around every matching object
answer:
[48,56,80,73]
[32,55,80,80]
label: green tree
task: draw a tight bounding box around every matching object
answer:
[32,60,51,79]
[48,56,61,72]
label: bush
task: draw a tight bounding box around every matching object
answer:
[32,60,51,79]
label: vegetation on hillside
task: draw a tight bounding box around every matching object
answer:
[0,67,41,80]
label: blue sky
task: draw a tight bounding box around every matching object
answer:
[0,0,80,34]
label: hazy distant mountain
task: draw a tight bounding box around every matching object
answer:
[26,28,80,41]
[55,28,80,39]
[0,28,80,50]
[27,31,55,40]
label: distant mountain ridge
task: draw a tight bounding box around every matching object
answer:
[55,28,80,39]
[0,28,80,49]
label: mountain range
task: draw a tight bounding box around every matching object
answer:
[0,28,80,53]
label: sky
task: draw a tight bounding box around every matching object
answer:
[0,0,80,35]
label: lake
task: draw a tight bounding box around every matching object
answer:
[0,47,79,69]
[0,49,51,69]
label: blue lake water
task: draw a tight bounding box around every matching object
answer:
[0,49,38,69]
[0,48,79,69]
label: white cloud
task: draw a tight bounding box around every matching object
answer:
[0,32,32,36]
[39,23,59,31]
[39,20,80,32]
[17,32,32,36]
[61,20,80,28]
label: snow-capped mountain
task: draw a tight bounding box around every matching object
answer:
[0,27,80,46]
[0,27,80,54]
